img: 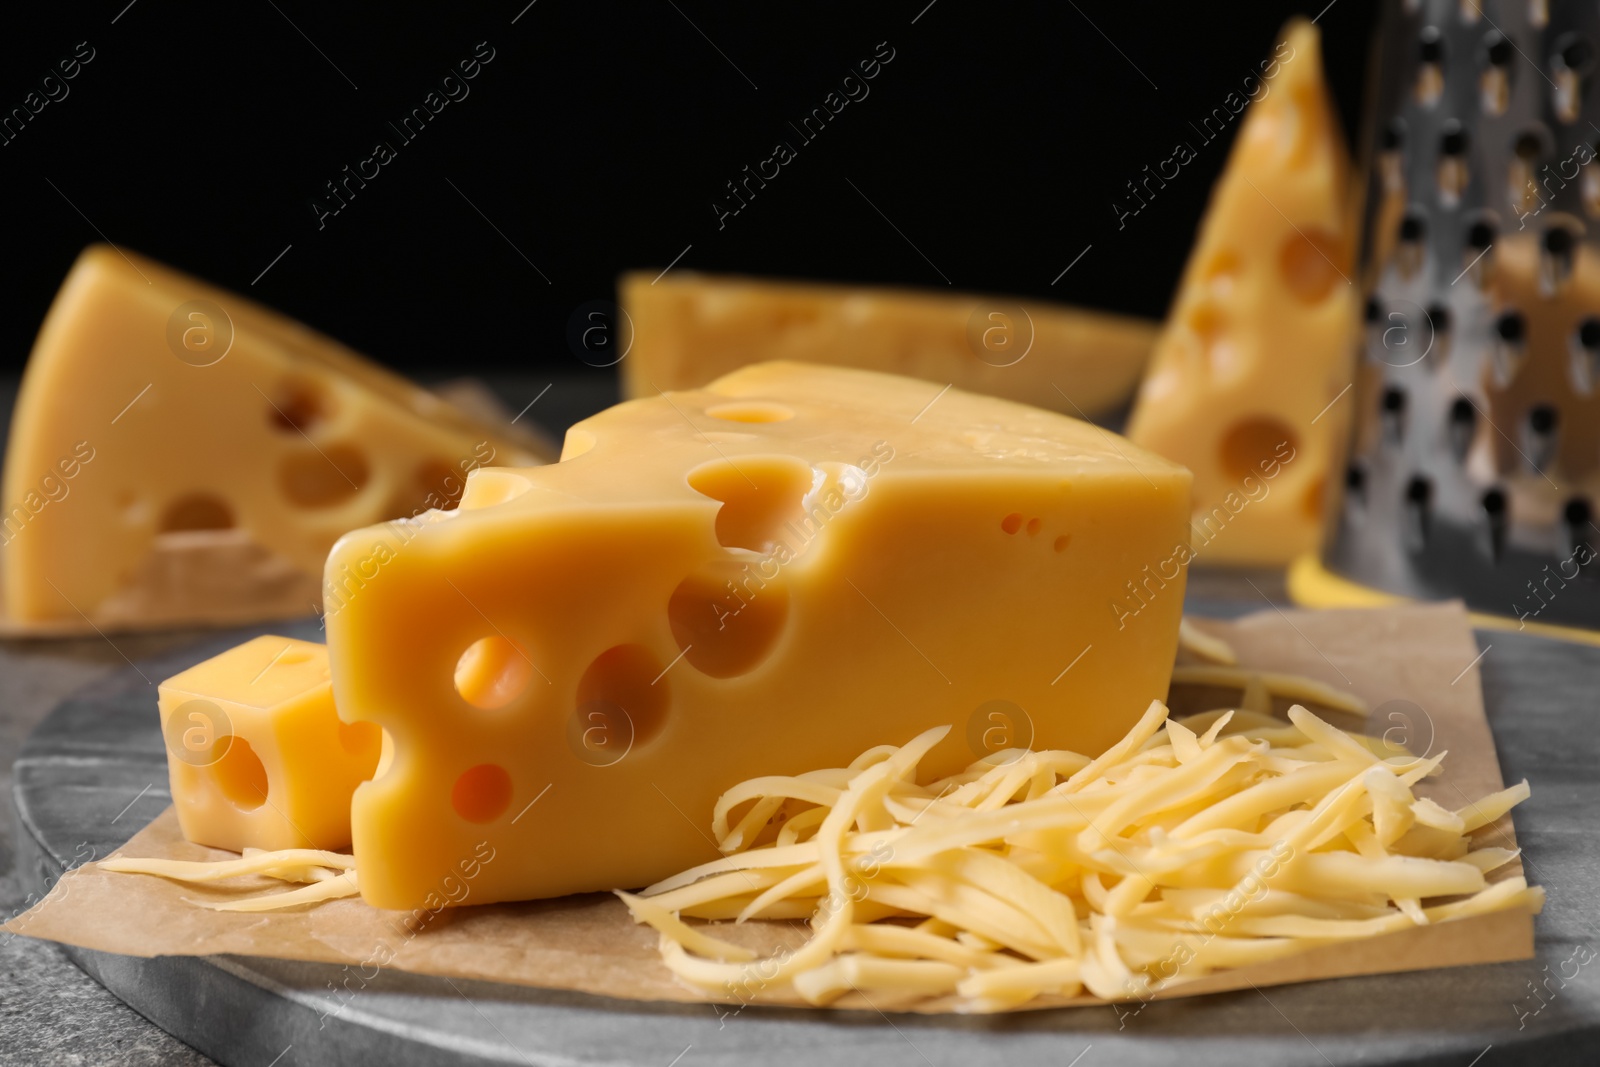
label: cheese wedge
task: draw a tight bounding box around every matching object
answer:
[620,272,1158,417]
[1126,19,1357,566]
[1,246,550,633]
[324,361,1192,908]
[159,635,382,852]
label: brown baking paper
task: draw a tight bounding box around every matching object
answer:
[5,602,1536,1013]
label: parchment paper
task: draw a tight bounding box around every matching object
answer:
[5,603,1536,1012]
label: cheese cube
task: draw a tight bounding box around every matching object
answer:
[160,635,381,851]
[325,362,1192,908]
[1126,19,1357,566]
[620,272,1158,418]
[1,246,549,634]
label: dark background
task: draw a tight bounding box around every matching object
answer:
[1,0,1379,379]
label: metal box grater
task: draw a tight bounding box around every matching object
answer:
[1318,0,1600,630]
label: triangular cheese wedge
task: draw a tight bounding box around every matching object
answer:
[1126,19,1357,566]
[621,272,1158,418]
[1,246,551,633]
[323,361,1192,907]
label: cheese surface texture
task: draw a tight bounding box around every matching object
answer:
[1,246,548,633]
[325,362,1192,908]
[160,636,381,852]
[621,272,1157,417]
[1126,20,1357,566]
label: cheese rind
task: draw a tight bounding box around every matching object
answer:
[1126,19,1357,566]
[159,636,380,852]
[326,362,1192,909]
[620,272,1158,417]
[1,246,549,632]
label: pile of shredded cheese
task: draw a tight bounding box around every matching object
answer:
[618,701,1541,1012]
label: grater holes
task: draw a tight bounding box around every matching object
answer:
[1426,303,1451,363]
[1448,396,1478,459]
[1438,122,1470,202]
[1381,385,1408,442]
[1399,212,1427,276]
[1562,497,1594,565]
[1556,34,1594,74]
[1542,221,1581,291]
[1344,463,1366,504]
[1524,404,1560,472]
[1418,26,1444,64]
[1492,310,1527,386]
[1404,475,1434,551]
[1495,310,1526,343]
[1482,488,1509,562]
[1417,27,1445,106]
[1485,32,1512,68]
[1571,317,1600,393]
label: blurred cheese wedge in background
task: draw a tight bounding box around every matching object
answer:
[620,272,1158,418]
[0,246,551,635]
[159,636,382,852]
[324,362,1192,908]
[1127,19,1358,567]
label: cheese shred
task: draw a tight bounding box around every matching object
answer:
[100,849,359,910]
[618,704,1540,1012]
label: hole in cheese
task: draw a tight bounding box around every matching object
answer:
[668,565,789,678]
[159,493,234,532]
[1000,513,1023,534]
[451,763,512,823]
[267,377,331,434]
[1201,249,1241,294]
[458,470,534,511]
[687,456,812,553]
[1026,517,1042,536]
[1279,228,1344,303]
[562,428,597,460]
[704,401,795,424]
[212,736,269,811]
[1053,534,1072,552]
[577,645,669,747]
[279,442,371,508]
[1218,417,1299,484]
[454,636,535,710]
[337,719,383,771]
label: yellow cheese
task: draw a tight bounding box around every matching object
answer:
[1126,19,1357,566]
[159,635,381,852]
[620,272,1158,417]
[324,361,1192,908]
[1,245,550,633]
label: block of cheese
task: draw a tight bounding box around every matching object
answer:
[1,246,550,634]
[160,635,382,852]
[324,361,1192,909]
[620,272,1158,417]
[1126,19,1357,566]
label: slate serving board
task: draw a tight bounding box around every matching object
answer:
[11,612,1600,1067]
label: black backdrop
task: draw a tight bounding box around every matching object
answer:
[1,0,1378,378]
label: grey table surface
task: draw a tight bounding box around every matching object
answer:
[2,376,1598,1066]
